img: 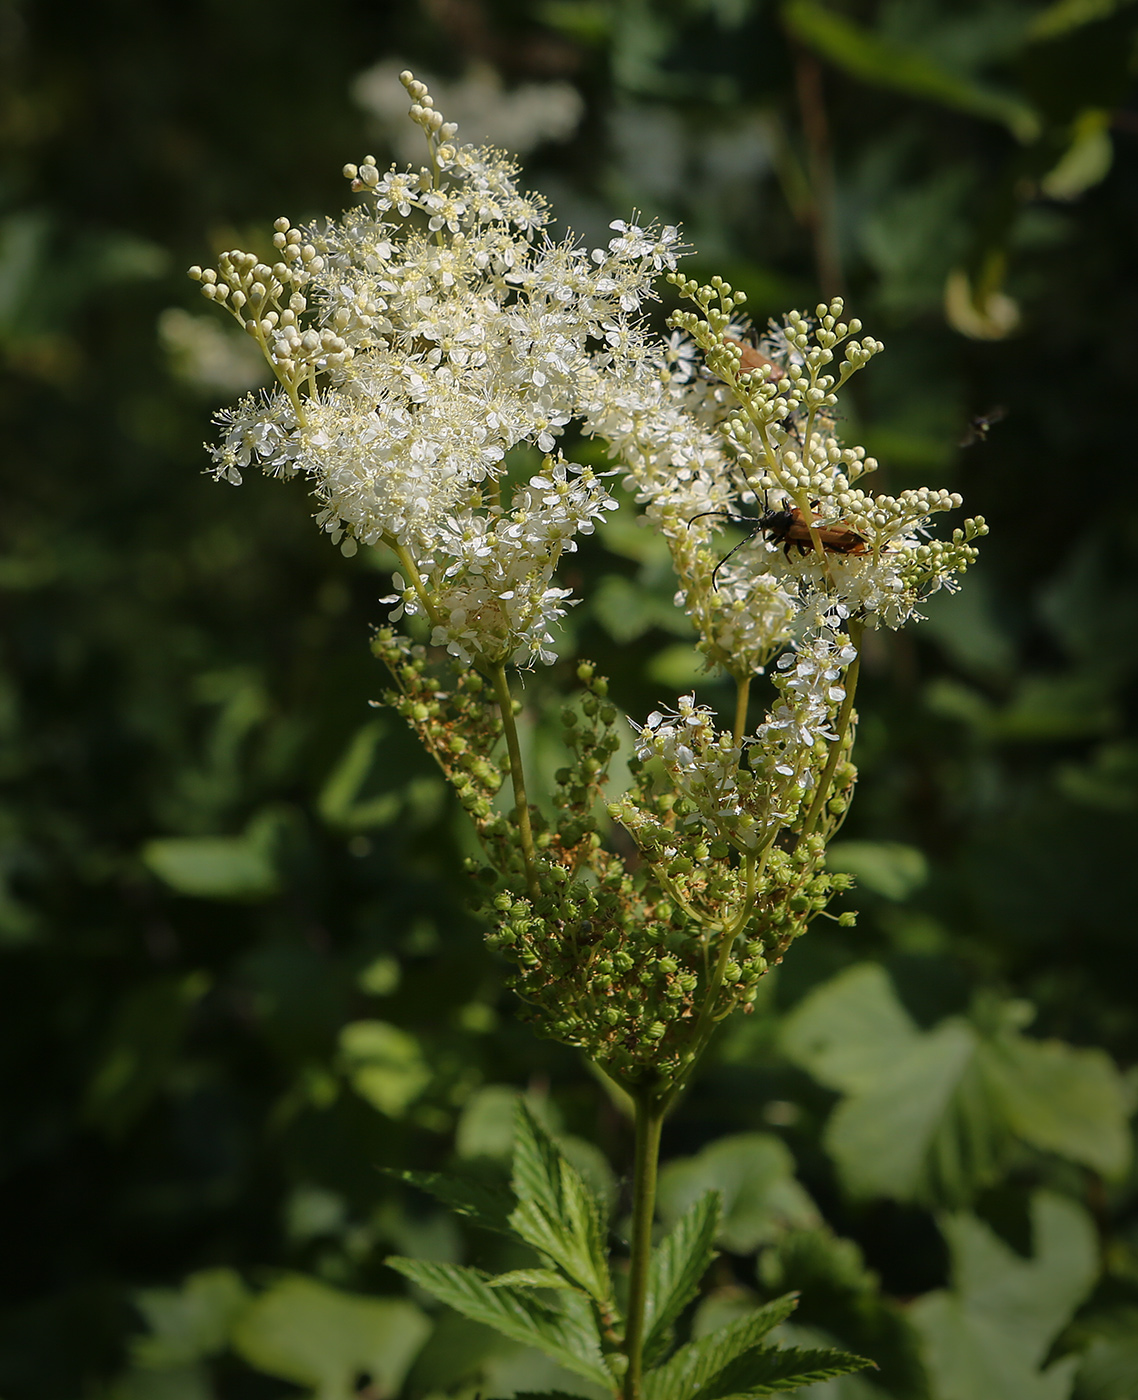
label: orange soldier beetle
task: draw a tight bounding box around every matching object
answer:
[692,501,868,590]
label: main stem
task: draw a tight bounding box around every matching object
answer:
[623,1087,668,1400]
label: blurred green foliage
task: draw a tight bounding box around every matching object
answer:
[3,0,1138,1396]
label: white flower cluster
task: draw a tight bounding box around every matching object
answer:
[190,71,681,667]
[630,629,851,853]
[385,458,618,666]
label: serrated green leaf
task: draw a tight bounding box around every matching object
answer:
[509,1103,613,1306]
[512,1100,570,1218]
[488,1269,579,1290]
[388,1168,516,1236]
[643,1190,721,1366]
[231,1275,429,1400]
[783,0,1040,139]
[657,1134,819,1253]
[644,1295,802,1400]
[384,1257,611,1387]
[910,1191,1098,1400]
[699,1343,874,1399]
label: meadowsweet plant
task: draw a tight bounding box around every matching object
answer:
[190,70,986,1400]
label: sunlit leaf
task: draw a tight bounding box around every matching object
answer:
[384,1257,611,1386]
[645,1296,870,1400]
[658,1135,819,1253]
[643,1190,722,1366]
[231,1275,430,1400]
[338,1020,431,1117]
[910,1192,1097,1400]
[132,1269,250,1367]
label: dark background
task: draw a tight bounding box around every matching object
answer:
[3,0,1138,1396]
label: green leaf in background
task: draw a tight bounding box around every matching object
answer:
[780,965,920,1095]
[782,0,1041,138]
[981,1032,1132,1177]
[131,1269,250,1368]
[909,1192,1098,1400]
[141,806,287,900]
[1074,1309,1138,1400]
[84,973,211,1136]
[826,843,929,901]
[643,1190,722,1366]
[384,1257,612,1386]
[782,965,1132,1203]
[1027,0,1137,42]
[338,1019,431,1117]
[316,719,402,830]
[231,1276,430,1400]
[657,1135,819,1253]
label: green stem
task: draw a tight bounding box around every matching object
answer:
[488,661,540,898]
[622,1087,668,1400]
[732,675,751,748]
[389,542,442,631]
[797,620,863,845]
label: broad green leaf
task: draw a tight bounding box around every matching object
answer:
[981,1033,1131,1177]
[786,964,1132,1203]
[658,1135,819,1253]
[338,1020,431,1117]
[910,1192,1097,1400]
[385,1258,611,1386]
[643,1190,721,1366]
[390,1168,516,1236]
[783,0,1040,139]
[231,1275,429,1400]
[132,1269,250,1367]
[644,1296,829,1400]
[781,964,921,1094]
[825,1018,1006,1204]
[509,1103,612,1305]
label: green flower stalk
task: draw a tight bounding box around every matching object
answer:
[190,69,985,1400]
